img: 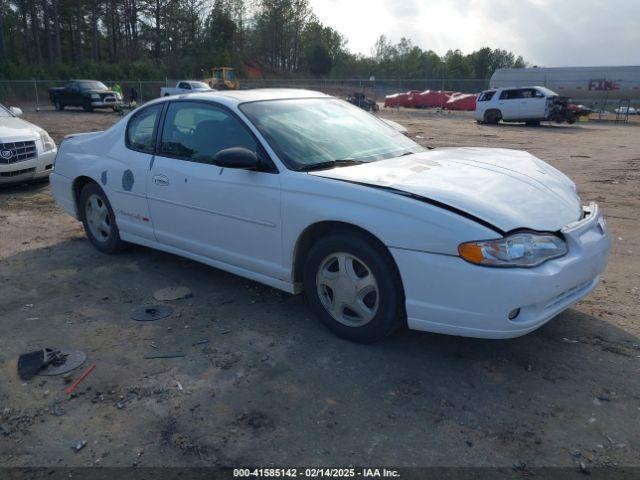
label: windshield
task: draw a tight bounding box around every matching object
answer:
[78,81,108,91]
[0,104,12,117]
[240,98,423,170]
[191,82,211,90]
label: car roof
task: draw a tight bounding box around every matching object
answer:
[184,88,330,104]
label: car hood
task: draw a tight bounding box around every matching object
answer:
[310,147,582,232]
[0,117,40,142]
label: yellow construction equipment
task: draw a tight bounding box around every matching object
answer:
[206,67,239,90]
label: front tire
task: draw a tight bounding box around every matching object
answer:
[79,183,126,254]
[303,232,404,343]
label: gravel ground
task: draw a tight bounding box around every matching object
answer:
[0,106,638,470]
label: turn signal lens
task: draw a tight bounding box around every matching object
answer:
[458,232,567,267]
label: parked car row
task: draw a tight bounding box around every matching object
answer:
[384,90,477,111]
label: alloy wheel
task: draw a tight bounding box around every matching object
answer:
[316,252,379,327]
[85,194,112,242]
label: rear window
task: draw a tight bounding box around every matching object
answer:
[478,91,496,102]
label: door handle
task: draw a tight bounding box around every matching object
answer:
[153,174,169,186]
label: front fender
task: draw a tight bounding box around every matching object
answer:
[281,173,498,278]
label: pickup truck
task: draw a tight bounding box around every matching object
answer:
[49,80,122,112]
[160,81,213,97]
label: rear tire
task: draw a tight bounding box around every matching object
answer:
[303,231,405,343]
[484,109,502,125]
[79,182,126,254]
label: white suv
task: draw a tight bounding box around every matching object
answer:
[475,86,560,125]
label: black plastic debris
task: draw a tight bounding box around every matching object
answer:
[73,440,87,452]
[131,305,173,322]
[38,350,87,377]
[18,348,67,381]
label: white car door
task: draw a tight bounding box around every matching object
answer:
[147,100,284,280]
[109,103,162,241]
[519,88,547,119]
[496,89,520,120]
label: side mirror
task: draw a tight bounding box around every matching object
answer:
[214,147,259,170]
[9,106,23,117]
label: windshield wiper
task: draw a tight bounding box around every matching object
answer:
[297,159,366,172]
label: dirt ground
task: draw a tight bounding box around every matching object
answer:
[0,106,639,470]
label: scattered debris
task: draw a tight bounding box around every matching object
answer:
[512,461,527,472]
[18,348,71,381]
[65,364,97,396]
[0,424,10,436]
[595,388,617,402]
[73,440,88,452]
[50,403,65,417]
[144,352,186,359]
[131,305,174,322]
[38,350,86,377]
[562,337,580,343]
[577,461,590,474]
[176,381,184,392]
[192,339,210,346]
[116,394,136,410]
[153,286,192,302]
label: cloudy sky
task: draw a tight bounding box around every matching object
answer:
[308,0,639,66]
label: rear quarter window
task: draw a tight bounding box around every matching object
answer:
[126,104,162,153]
[478,91,496,102]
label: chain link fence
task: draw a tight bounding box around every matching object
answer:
[2,78,636,120]
[0,79,171,109]
[0,78,489,110]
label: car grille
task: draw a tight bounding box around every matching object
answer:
[0,167,36,177]
[100,93,116,103]
[0,140,37,164]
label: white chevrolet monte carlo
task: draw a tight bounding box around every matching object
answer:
[50,89,610,342]
[0,103,57,184]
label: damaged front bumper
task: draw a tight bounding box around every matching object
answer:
[391,203,611,338]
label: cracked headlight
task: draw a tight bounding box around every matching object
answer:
[39,131,56,152]
[458,232,567,267]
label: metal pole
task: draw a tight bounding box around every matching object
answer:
[34,79,40,111]
[139,79,143,103]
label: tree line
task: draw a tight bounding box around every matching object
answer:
[0,0,526,80]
